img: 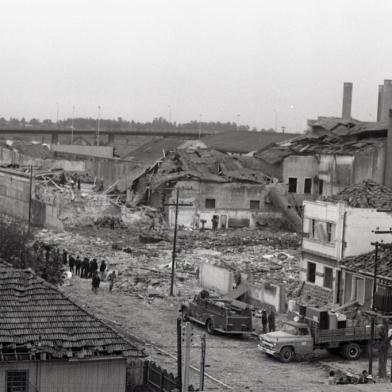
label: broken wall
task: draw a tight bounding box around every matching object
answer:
[352,144,385,186]
[199,263,234,294]
[247,282,286,313]
[52,144,114,158]
[166,180,279,229]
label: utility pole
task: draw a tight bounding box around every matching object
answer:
[164,188,192,296]
[368,241,379,374]
[198,114,202,140]
[199,334,206,391]
[177,318,182,390]
[182,322,192,392]
[97,105,101,146]
[27,165,33,233]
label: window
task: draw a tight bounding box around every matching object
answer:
[288,177,297,193]
[326,222,336,242]
[304,178,312,194]
[307,262,316,283]
[310,219,317,239]
[250,200,260,210]
[324,267,333,289]
[6,370,28,392]
[318,179,324,195]
[205,198,215,209]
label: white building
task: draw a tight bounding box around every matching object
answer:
[300,199,392,306]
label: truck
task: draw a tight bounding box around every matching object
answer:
[180,291,253,335]
[258,318,382,363]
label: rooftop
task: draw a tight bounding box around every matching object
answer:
[341,248,392,282]
[201,130,302,154]
[325,180,392,209]
[0,260,144,361]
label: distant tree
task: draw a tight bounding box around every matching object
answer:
[29,118,40,126]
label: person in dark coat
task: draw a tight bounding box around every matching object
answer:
[92,271,100,294]
[91,258,98,274]
[62,249,68,265]
[268,311,276,332]
[68,255,75,274]
[77,178,81,190]
[261,309,268,334]
[99,260,106,279]
[75,256,81,276]
[82,257,89,278]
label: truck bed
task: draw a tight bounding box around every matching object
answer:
[314,326,377,344]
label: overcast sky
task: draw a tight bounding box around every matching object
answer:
[1,0,391,132]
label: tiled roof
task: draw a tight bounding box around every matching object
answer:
[0,261,144,360]
[201,131,302,154]
[325,180,392,209]
[341,248,392,281]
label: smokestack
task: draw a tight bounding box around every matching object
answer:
[377,84,384,122]
[381,80,392,123]
[341,82,353,119]
[384,109,392,188]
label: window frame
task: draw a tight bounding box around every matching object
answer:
[249,200,260,210]
[288,177,297,193]
[307,261,316,283]
[304,178,312,194]
[324,266,333,289]
[6,370,29,392]
[205,198,216,209]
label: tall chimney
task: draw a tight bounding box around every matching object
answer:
[342,82,353,119]
[377,84,384,122]
[381,80,392,123]
[384,109,392,188]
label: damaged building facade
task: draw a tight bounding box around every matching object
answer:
[127,149,280,229]
[300,181,392,307]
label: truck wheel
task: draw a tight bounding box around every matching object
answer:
[343,343,361,360]
[279,346,295,363]
[206,319,215,335]
[181,308,189,322]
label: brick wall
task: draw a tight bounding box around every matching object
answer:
[300,282,333,306]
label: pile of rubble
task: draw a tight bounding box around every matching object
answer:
[326,180,392,209]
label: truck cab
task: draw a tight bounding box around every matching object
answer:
[258,321,314,362]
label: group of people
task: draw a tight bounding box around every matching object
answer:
[260,309,276,333]
[62,250,116,294]
[328,370,376,385]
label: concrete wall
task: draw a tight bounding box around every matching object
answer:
[247,282,286,313]
[199,263,234,294]
[167,180,279,229]
[0,358,126,392]
[0,169,64,230]
[352,144,385,186]
[52,144,114,158]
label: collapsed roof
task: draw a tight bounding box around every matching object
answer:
[325,180,392,209]
[0,260,144,361]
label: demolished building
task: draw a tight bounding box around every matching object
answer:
[127,149,281,229]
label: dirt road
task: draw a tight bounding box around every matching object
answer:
[62,277,333,391]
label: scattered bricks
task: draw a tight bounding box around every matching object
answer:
[299,283,333,306]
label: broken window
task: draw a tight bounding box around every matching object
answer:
[205,198,215,209]
[304,178,312,194]
[307,262,316,283]
[324,267,333,289]
[249,200,260,210]
[6,370,28,392]
[288,177,297,193]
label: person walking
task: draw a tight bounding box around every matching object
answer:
[75,256,81,276]
[62,249,68,266]
[91,258,98,275]
[91,271,100,294]
[99,260,106,279]
[108,271,116,293]
[82,257,89,278]
[261,309,268,334]
[268,311,276,332]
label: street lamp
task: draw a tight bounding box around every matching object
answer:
[97,105,101,146]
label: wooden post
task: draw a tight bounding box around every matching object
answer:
[368,242,378,375]
[170,188,179,296]
[177,317,182,390]
[182,322,191,392]
[199,334,206,391]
